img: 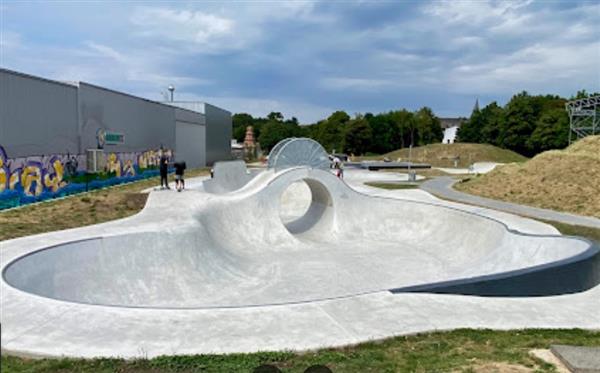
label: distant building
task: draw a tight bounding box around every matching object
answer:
[1,68,232,168]
[0,68,233,208]
[439,118,466,129]
[230,139,244,159]
[439,118,466,144]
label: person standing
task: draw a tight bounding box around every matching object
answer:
[159,151,169,189]
[332,156,342,178]
[174,161,186,192]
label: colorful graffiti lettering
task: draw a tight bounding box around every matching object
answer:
[43,156,68,192]
[106,153,137,177]
[106,153,122,177]
[137,150,155,169]
[9,168,21,190]
[0,145,173,209]
[137,148,172,169]
[0,146,7,193]
[123,159,136,177]
[20,161,44,197]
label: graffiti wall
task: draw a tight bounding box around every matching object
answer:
[0,145,173,210]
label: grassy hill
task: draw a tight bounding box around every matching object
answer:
[456,136,600,218]
[379,143,528,168]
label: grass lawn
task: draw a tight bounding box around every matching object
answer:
[365,182,421,190]
[383,143,527,168]
[455,136,600,219]
[2,329,599,372]
[537,219,600,243]
[1,168,599,372]
[352,143,527,168]
[426,185,600,244]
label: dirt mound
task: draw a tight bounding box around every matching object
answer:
[457,136,600,218]
[383,143,527,168]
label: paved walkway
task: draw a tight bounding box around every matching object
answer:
[421,177,600,229]
[550,345,600,372]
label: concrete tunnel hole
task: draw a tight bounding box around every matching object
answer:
[278,177,334,236]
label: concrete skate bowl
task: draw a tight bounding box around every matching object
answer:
[3,168,600,310]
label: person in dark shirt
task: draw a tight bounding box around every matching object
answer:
[159,153,169,189]
[174,161,186,192]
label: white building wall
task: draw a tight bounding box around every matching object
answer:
[442,126,459,144]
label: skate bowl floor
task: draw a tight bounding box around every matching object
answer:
[1,167,599,358]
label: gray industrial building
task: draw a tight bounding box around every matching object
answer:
[0,68,231,168]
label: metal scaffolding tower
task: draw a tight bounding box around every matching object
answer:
[565,96,600,144]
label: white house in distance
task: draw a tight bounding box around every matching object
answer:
[440,118,466,144]
[440,99,477,144]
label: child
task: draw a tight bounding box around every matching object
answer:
[174,161,186,192]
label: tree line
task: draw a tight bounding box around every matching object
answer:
[458,90,599,157]
[233,90,597,158]
[233,107,443,156]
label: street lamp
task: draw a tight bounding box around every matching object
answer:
[168,85,175,102]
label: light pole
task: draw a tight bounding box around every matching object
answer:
[168,85,175,102]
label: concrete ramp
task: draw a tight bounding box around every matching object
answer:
[202,160,258,194]
[3,167,599,309]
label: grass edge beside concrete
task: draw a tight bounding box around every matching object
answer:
[2,329,599,372]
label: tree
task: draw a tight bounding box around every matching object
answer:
[327,111,350,124]
[497,92,568,156]
[235,89,586,158]
[527,108,569,152]
[267,112,284,122]
[311,111,350,153]
[458,106,483,143]
[479,102,504,145]
[365,113,396,153]
[232,113,254,142]
[414,107,443,145]
[258,121,293,151]
[498,91,538,156]
[388,109,413,149]
[344,117,373,155]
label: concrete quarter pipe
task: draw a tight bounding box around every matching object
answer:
[1,165,599,358]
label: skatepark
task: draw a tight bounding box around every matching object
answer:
[1,138,599,358]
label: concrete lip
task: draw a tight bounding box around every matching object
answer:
[1,167,599,358]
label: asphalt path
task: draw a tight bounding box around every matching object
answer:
[421,177,600,229]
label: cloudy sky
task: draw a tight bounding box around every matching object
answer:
[1,0,598,123]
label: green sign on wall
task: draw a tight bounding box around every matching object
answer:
[105,131,124,145]
[96,128,125,148]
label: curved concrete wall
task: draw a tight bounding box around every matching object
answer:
[3,168,598,308]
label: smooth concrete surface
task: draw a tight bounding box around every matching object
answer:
[203,160,256,194]
[551,345,600,372]
[1,167,599,358]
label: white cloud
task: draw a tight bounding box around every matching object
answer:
[446,41,600,94]
[450,36,485,48]
[131,7,233,44]
[129,6,249,54]
[86,42,127,63]
[170,93,334,124]
[321,77,395,91]
[3,0,599,121]
[423,0,534,27]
